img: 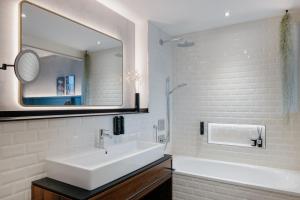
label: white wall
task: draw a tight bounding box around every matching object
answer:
[172,17,300,170]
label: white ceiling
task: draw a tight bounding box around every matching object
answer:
[102,0,300,36]
[22,3,122,52]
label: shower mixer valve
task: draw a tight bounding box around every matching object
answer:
[158,135,167,144]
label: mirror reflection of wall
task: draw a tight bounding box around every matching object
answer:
[85,47,123,106]
[22,47,84,105]
[21,2,123,106]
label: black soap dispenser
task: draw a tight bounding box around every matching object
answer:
[113,116,120,135]
[120,116,124,134]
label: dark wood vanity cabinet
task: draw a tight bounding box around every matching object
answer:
[32,155,172,200]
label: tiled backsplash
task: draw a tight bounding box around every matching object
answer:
[172,17,300,170]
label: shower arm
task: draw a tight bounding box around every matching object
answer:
[169,83,188,95]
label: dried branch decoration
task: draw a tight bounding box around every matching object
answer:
[280,10,294,115]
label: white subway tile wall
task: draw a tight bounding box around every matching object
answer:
[172,17,300,170]
[173,173,300,200]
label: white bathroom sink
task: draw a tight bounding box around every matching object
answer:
[46,141,164,190]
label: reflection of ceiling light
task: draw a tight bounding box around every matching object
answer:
[97,41,101,45]
[21,13,26,18]
[225,11,230,17]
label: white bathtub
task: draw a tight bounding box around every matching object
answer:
[173,156,300,199]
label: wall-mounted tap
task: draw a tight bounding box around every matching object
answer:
[96,129,113,151]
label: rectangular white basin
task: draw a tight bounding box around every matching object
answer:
[46,141,164,190]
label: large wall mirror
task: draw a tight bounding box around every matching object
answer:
[21,2,123,107]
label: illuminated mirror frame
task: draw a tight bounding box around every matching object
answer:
[0,1,147,121]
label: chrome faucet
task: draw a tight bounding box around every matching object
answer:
[96,129,113,150]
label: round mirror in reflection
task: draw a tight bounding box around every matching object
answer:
[14,49,40,83]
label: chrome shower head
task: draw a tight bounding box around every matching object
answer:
[115,52,123,58]
[160,37,195,48]
[177,40,195,48]
[159,37,183,46]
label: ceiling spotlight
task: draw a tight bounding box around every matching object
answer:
[97,41,101,45]
[21,13,27,18]
[225,11,230,17]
